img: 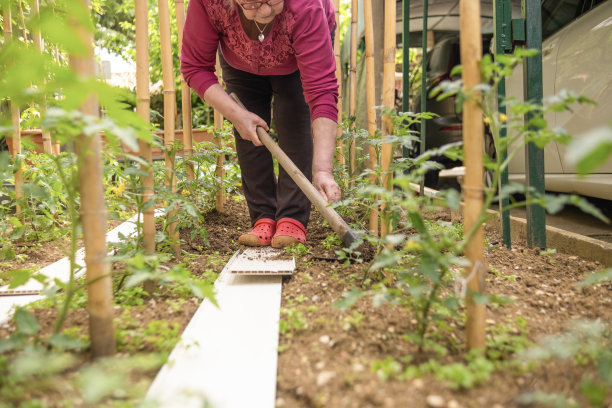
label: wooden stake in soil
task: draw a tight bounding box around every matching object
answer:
[333,0,344,167]
[380,0,396,237]
[349,0,358,182]
[459,0,486,350]
[175,0,195,181]
[363,0,379,236]
[214,57,226,213]
[30,0,53,154]
[135,0,155,262]
[158,0,180,256]
[70,0,115,357]
[3,8,24,221]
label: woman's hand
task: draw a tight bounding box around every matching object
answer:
[314,170,341,203]
[232,111,268,147]
[203,84,268,146]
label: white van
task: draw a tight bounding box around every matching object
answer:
[506,0,612,200]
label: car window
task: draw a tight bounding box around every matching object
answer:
[541,0,586,39]
[591,0,608,7]
[426,41,456,77]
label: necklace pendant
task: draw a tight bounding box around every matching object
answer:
[258,33,265,42]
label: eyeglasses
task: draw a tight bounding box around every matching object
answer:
[238,0,284,11]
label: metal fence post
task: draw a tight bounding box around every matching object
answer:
[522,0,546,248]
[493,0,512,248]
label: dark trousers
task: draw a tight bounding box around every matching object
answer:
[220,56,313,227]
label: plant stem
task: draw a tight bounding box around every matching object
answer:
[52,154,78,334]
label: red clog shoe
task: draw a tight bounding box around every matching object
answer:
[271,218,306,248]
[238,218,276,247]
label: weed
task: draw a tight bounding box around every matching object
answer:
[321,233,342,250]
[284,243,310,258]
[519,319,612,407]
[278,307,308,337]
[371,357,402,381]
[342,310,365,331]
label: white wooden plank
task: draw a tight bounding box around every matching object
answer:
[228,247,295,275]
[0,213,157,324]
[145,250,288,408]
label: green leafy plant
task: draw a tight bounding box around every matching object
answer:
[518,319,612,407]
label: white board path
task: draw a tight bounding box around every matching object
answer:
[228,247,295,275]
[145,248,292,408]
[0,215,145,325]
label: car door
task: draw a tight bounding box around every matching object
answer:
[553,0,612,173]
[506,0,572,175]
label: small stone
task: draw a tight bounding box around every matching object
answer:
[352,362,365,372]
[275,398,286,407]
[448,400,461,408]
[319,335,331,344]
[535,290,545,296]
[295,386,305,396]
[486,319,496,325]
[311,295,319,302]
[412,378,425,390]
[514,265,520,270]
[492,404,504,408]
[316,370,336,387]
[315,361,325,370]
[426,395,445,408]
[388,326,395,333]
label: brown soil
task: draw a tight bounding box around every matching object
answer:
[1,197,611,408]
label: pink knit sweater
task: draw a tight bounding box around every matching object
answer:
[180,0,338,122]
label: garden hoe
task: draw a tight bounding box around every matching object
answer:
[229,93,364,250]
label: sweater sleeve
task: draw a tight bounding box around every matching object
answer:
[180,0,220,99]
[291,4,339,122]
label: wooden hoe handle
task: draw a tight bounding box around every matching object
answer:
[229,93,359,247]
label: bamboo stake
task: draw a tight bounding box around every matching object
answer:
[333,0,344,167]
[214,57,225,213]
[175,0,195,181]
[70,0,115,357]
[135,0,155,259]
[17,0,27,42]
[158,0,180,256]
[380,0,396,237]
[3,8,24,221]
[363,0,378,236]
[459,0,486,350]
[53,46,61,155]
[349,0,358,183]
[31,0,53,154]
[333,0,342,153]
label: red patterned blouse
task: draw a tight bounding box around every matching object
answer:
[180,0,338,122]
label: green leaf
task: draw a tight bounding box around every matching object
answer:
[36,9,89,55]
[48,333,89,350]
[15,309,41,336]
[8,269,33,289]
[576,269,612,288]
[0,333,27,353]
[125,271,154,288]
[444,188,461,211]
[333,288,364,311]
[76,366,125,404]
[579,379,607,407]
[566,126,612,175]
[12,349,77,379]
[188,280,218,307]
